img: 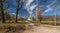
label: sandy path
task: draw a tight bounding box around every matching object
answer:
[22,26,60,33]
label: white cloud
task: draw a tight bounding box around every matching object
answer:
[26,0,34,5]
[44,8,52,12]
[30,4,38,11]
[25,0,36,14]
[11,13,16,15]
[12,13,20,16]
[47,0,56,7]
[44,0,56,13]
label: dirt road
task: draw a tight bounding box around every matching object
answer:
[22,26,60,33]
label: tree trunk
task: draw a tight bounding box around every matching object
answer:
[16,7,19,23]
[15,0,20,23]
[0,0,6,23]
[15,0,24,23]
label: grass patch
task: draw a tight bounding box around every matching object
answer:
[0,23,26,33]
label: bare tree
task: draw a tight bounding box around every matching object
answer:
[16,0,24,23]
[0,0,6,23]
[36,6,43,22]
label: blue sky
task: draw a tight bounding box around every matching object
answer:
[4,0,60,18]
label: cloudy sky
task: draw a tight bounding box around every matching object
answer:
[4,0,60,18]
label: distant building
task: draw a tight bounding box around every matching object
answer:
[27,13,34,21]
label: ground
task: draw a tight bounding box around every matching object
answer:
[22,25,60,33]
[0,21,60,33]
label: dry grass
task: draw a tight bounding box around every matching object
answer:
[0,20,60,33]
[0,21,26,33]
